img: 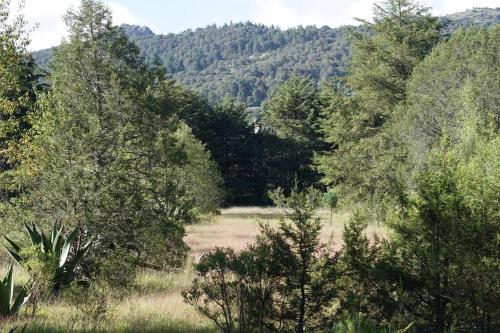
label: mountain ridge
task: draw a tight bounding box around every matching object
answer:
[33,7,500,106]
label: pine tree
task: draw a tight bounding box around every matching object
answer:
[406,26,500,167]
[317,0,440,208]
[263,74,325,191]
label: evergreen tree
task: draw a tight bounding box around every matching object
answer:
[207,98,262,205]
[317,0,440,208]
[406,26,500,167]
[341,147,500,332]
[7,0,220,283]
[263,74,325,191]
[185,187,339,332]
[263,74,323,148]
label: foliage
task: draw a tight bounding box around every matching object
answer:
[263,74,322,146]
[64,282,109,330]
[316,0,441,210]
[332,315,413,333]
[0,263,30,317]
[184,187,339,332]
[262,74,325,191]
[323,188,339,225]
[0,0,499,331]
[341,148,500,332]
[173,124,224,217]
[0,0,40,204]
[183,97,261,206]
[405,26,500,168]
[1,0,222,284]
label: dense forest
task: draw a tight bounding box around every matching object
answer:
[0,0,499,332]
[33,7,500,106]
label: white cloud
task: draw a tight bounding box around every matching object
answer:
[425,0,500,15]
[11,0,143,50]
[249,0,500,29]
[249,0,373,28]
[107,1,140,25]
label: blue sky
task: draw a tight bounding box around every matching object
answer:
[12,0,500,50]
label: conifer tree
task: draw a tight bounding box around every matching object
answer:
[317,0,440,207]
[263,74,325,191]
[9,0,218,282]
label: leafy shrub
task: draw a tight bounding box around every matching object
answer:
[323,188,339,225]
[64,282,109,330]
[340,148,500,332]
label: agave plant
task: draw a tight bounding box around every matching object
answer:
[4,222,92,289]
[0,264,30,317]
[166,200,196,224]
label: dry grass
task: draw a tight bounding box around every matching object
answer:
[8,266,216,333]
[186,207,385,258]
[2,206,386,333]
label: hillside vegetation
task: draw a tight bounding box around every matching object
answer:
[33,7,500,106]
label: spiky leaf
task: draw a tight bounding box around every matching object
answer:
[3,248,22,265]
[52,226,64,256]
[60,228,78,268]
[0,264,14,315]
[24,222,41,246]
[41,232,51,254]
[3,237,21,253]
[10,287,30,315]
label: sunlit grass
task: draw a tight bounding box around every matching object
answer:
[6,266,215,333]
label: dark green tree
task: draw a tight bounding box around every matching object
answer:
[204,98,263,205]
[406,26,500,167]
[185,187,339,332]
[263,74,325,191]
[340,146,500,332]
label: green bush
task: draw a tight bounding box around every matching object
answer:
[339,148,500,332]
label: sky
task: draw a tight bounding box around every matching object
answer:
[10,0,500,50]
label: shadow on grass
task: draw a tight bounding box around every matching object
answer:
[21,323,218,333]
[221,213,281,220]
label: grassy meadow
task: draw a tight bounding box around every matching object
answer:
[0,207,384,333]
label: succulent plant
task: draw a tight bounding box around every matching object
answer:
[0,264,30,317]
[4,222,92,289]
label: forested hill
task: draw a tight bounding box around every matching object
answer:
[34,7,500,106]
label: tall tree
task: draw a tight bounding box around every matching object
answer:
[205,98,262,205]
[406,26,500,167]
[8,0,219,282]
[263,74,325,191]
[340,142,500,332]
[317,0,440,208]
